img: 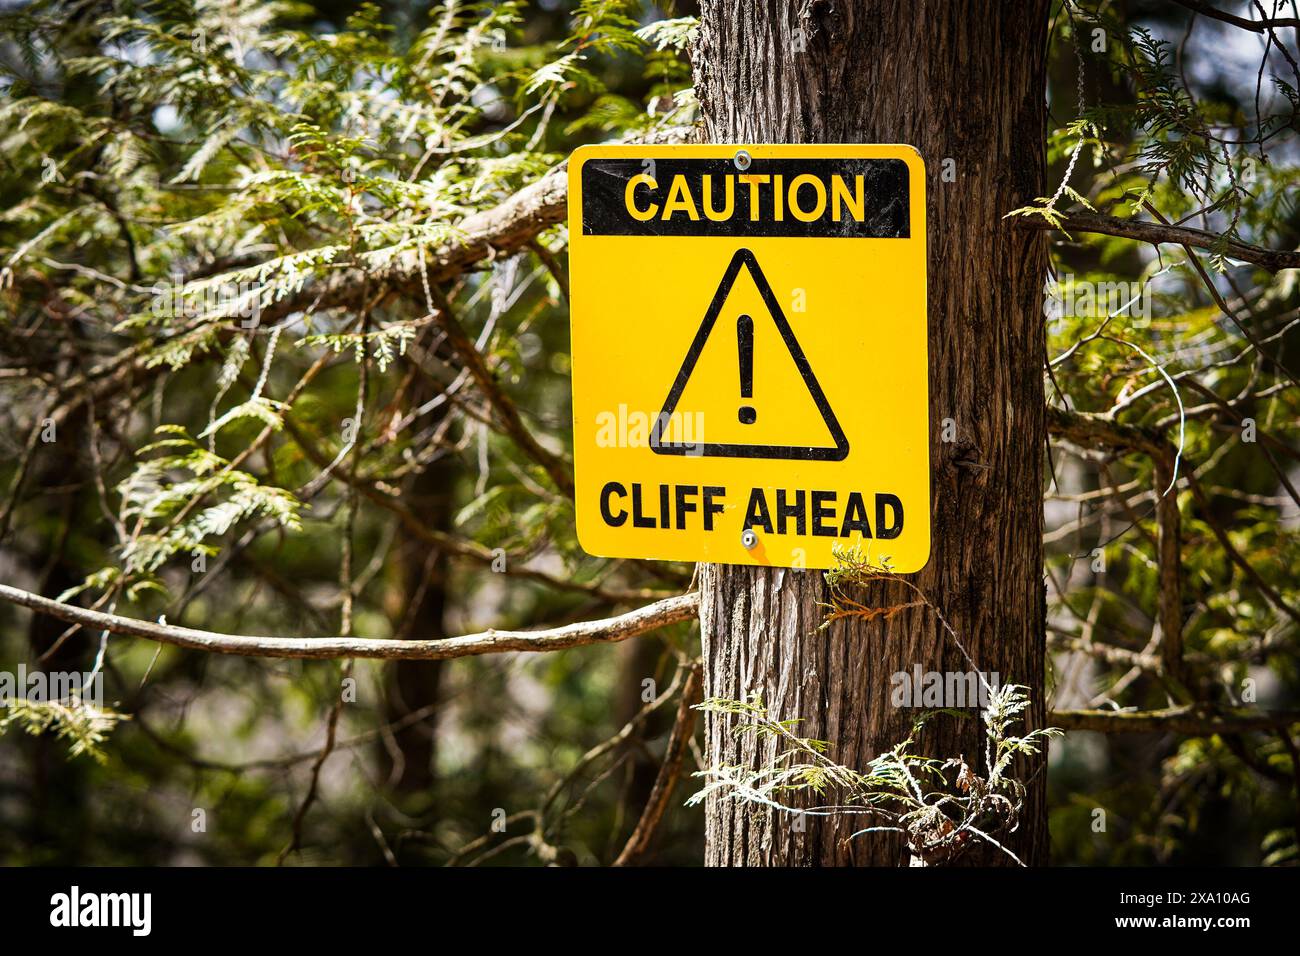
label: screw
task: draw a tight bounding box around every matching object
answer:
[733,149,752,171]
[741,528,758,549]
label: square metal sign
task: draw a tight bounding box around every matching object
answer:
[567,144,930,571]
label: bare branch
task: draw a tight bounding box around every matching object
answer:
[428,287,574,497]
[1052,705,1300,734]
[1065,413,1300,631]
[1023,209,1300,273]
[0,583,699,661]
[1048,634,1166,674]
[1153,454,1184,682]
[1170,0,1300,33]
[1046,405,1174,459]
[1047,406,1185,684]
[613,661,703,866]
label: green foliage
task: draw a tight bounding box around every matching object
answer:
[692,685,1060,866]
[0,696,127,764]
[115,426,302,576]
[1040,0,1300,867]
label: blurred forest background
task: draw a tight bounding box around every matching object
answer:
[0,0,1297,866]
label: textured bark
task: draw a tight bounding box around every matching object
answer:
[695,0,1050,866]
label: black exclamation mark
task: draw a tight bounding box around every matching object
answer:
[737,314,756,424]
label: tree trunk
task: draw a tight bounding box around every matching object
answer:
[381,387,454,810]
[695,0,1050,866]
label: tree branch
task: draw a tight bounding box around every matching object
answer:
[255,125,694,327]
[1048,634,1165,674]
[1047,405,1185,680]
[428,286,574,497]
[277,410,669,602]
[613,661,703,866]
[1024,209,1300,273]
[1185,472,1300,627]
[1046,405,1174,458]
[0,583,699,661]
[1153,454,1184,682]
[1047,406,1300,628]
[1170,0,1300,33]
[1052,705,1300,734]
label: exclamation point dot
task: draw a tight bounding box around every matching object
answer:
[739,406,756,424]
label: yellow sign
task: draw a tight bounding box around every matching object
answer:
[567,144,930,571]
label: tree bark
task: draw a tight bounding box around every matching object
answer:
[695,0,1050,866]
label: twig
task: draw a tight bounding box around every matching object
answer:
[613,662,703,866]
[1170,0,1300,33]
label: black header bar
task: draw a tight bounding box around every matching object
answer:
[580,157,910,239]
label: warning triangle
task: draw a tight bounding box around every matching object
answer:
[650,249,850,461]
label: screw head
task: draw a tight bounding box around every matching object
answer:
[733,149,752,171]
[741,528,758,549]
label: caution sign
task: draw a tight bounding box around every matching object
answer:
[567,145,929,571]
